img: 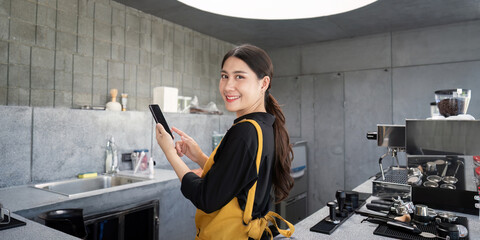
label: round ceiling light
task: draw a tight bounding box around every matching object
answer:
[177,0,377,20]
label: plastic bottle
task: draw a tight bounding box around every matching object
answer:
[105,137,118,173]
[121,93,128,111]
[148,157,155,179]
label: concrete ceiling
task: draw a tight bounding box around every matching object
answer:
[114,0,480,50]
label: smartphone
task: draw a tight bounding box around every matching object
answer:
[149,104,173,139]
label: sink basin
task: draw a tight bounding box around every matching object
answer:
[33,174,149,197]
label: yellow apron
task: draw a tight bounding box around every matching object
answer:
[194,119,294,240]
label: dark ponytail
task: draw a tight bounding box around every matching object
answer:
[222,44,294,202]
[265,92,294,202]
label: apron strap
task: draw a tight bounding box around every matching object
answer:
[240,120,295,239]
[247,211,295,240]
[237,119,263,225]
[264,211,295,239]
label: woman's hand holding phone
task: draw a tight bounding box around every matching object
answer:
[155,123,175,155]
[171,127,209,168]
[155,123,190,181]
[150,104,208,170]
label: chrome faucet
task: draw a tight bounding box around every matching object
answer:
[106,136,119,174]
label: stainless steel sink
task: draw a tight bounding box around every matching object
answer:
[33,175,148,197]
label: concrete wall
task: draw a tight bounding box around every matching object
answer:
[0,105,235,188]
[270,20,480,214]
[0,0,234,111]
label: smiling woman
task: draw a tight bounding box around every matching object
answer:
[155,44,295,239]
[177,0,377,20]
[219,44,294,203]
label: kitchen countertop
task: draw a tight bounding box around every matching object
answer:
[0,170,177,212]
[0,169,179,239]
[276,178,480,239]
[2,172,479,239]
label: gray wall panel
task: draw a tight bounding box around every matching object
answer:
[269,46,302,77]
[313,73,345,209]
[392,21,480,67]
[32,108,106,182]
[272,76,301,138]
[0,106,32,187]
[299,76,315,213]
[392,61,480,124]
[301,33,391,74]
[344,69,392,190]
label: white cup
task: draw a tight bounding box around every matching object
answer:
[0,204,11,224]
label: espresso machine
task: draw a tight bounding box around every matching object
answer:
[368,120,480,215]
[367,124,410,199]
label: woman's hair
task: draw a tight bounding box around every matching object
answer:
[221,44,294,202]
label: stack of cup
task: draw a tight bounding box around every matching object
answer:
[474,156,480,219]
[474,156,480,191]
[132,149,149,173]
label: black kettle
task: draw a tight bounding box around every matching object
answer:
[39,208,87,239]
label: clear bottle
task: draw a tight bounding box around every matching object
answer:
[105,140,112,173]
[105,136,119,173]
[111,137,118,173]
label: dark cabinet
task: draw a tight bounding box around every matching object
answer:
[84,200,159,240]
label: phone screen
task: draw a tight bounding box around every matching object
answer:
[149,104,173,139]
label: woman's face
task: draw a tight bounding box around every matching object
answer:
[219,56,269,117]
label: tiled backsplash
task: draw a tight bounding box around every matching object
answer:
[0,105,235,188]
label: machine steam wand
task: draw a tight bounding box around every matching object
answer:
[378,147,402,181]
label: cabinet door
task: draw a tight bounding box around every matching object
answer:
[84,201,158,240]
[124,207,156,240]
[85,217,119,240]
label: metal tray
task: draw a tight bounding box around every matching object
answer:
[372,167,411,198]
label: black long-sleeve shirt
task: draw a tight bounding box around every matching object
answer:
[181,112,275,219]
